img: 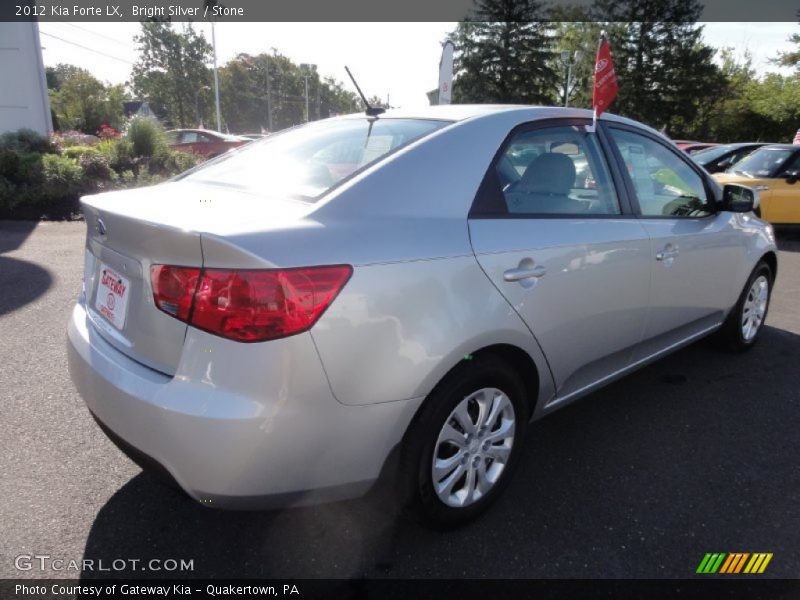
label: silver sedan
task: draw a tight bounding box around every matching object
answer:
[67,105,777,527]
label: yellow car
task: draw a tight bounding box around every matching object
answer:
[714,144,800,224]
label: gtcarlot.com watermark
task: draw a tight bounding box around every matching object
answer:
[14,554,194,573]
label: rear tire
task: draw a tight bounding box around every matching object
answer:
[398,355,528,529]
[716,261,772,352]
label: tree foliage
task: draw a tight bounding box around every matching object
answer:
[591,0,725,136]
[46,65,127,134]
[449,0,558,104]
[131,22,213,128]
[217,52,361,133]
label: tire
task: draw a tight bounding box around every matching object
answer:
[716,261,773,352]
[398,355,529,528]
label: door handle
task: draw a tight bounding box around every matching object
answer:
[655,245,680,261]
[503,265,547,282]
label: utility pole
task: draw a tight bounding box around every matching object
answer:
[211,20,222,131]
[265,55,273,132]
[560,49,583,107]
[300,63,316,122]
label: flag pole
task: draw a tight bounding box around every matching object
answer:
[586,30,607,134]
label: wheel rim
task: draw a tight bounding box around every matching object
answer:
[741,275,769,342]
[431,387,516,508]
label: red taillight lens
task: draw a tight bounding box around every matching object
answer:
[150,265,201,321]
[149,264,352,342]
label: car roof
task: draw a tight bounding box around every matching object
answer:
[340,104,668,139]
[166,128,220,134]
[760,144,800,150]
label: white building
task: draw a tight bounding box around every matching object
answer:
[0,22,53,135]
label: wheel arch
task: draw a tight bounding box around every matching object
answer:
[761,250,777,281]
[413,342,546,427]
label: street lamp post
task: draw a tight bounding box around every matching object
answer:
[211,20,222,131]
[194,85,211,126]
[300,63,316,123]
[560,49,583,107]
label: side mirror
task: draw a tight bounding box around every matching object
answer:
[716,157,732,168]
[722,184,759,213]
[785,170,799,185]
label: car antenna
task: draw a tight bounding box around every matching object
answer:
[345,66,385,117]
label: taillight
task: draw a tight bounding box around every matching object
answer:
[150,264,352,342]
[150,265,201,321]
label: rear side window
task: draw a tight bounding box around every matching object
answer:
[474,125,621,217]
[181,118,449,201]
[608,128,711,218]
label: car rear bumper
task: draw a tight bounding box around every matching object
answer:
[67,300,422,509]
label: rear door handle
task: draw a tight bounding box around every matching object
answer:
[503,265,547,282]
[656,245,680,261]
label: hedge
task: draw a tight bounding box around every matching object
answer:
[0,119,204,220]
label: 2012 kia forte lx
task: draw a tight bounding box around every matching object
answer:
[68,105,777,526]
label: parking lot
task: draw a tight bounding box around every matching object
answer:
[1,219,799,580]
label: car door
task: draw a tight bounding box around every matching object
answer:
[762,150,800,224]
[604,125,746,359]
[468,119,652,402]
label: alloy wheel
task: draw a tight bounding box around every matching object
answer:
[741,275,769,341]
[431,387,516,508]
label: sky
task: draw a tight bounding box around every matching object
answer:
[38,22,798,110]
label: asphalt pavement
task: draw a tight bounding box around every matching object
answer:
[1,220,799,580]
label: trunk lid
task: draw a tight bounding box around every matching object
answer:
[80,182,314,374]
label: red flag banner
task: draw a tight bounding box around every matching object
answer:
[593,35,618,117]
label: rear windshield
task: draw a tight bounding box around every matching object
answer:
[179,118,449,200]
[692,144,735,162]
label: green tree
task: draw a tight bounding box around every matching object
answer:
[549,20,604,108]
[449,0,558,104]
[218,52,360,133]
[47,65,127,133]
[131,22,212,128]
[775,17,800,69]
[592,0,724,137]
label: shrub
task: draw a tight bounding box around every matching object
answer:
[40,154,84,202]
[63,145,100,161]
[0,128,56,153]
[125,116,165,158]
[64,145,113,182]
[51,130,99,150]
[150,147,203,176]
[97,123,121,139]
[96,138,135,173]
[0,148,22,179]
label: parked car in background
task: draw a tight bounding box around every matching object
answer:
[673,140,718,154]
[240,133,269,140]
[166,129,250,159]
[715,144,800,225]
[692,143,768,174]
[69,106,776,528]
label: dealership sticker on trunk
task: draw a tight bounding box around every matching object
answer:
[96,264,130,329]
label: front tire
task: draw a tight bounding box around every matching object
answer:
[399,356,528,528]
[717,261,772,352]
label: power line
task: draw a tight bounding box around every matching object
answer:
[40,31,134,65]
[62,23,133,49]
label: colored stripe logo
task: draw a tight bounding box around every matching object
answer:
[696,553,773,574]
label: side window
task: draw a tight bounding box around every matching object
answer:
[777,152,800,175]
[487,125,621,216]
[608,128,711,218]
[181,132,199,144]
